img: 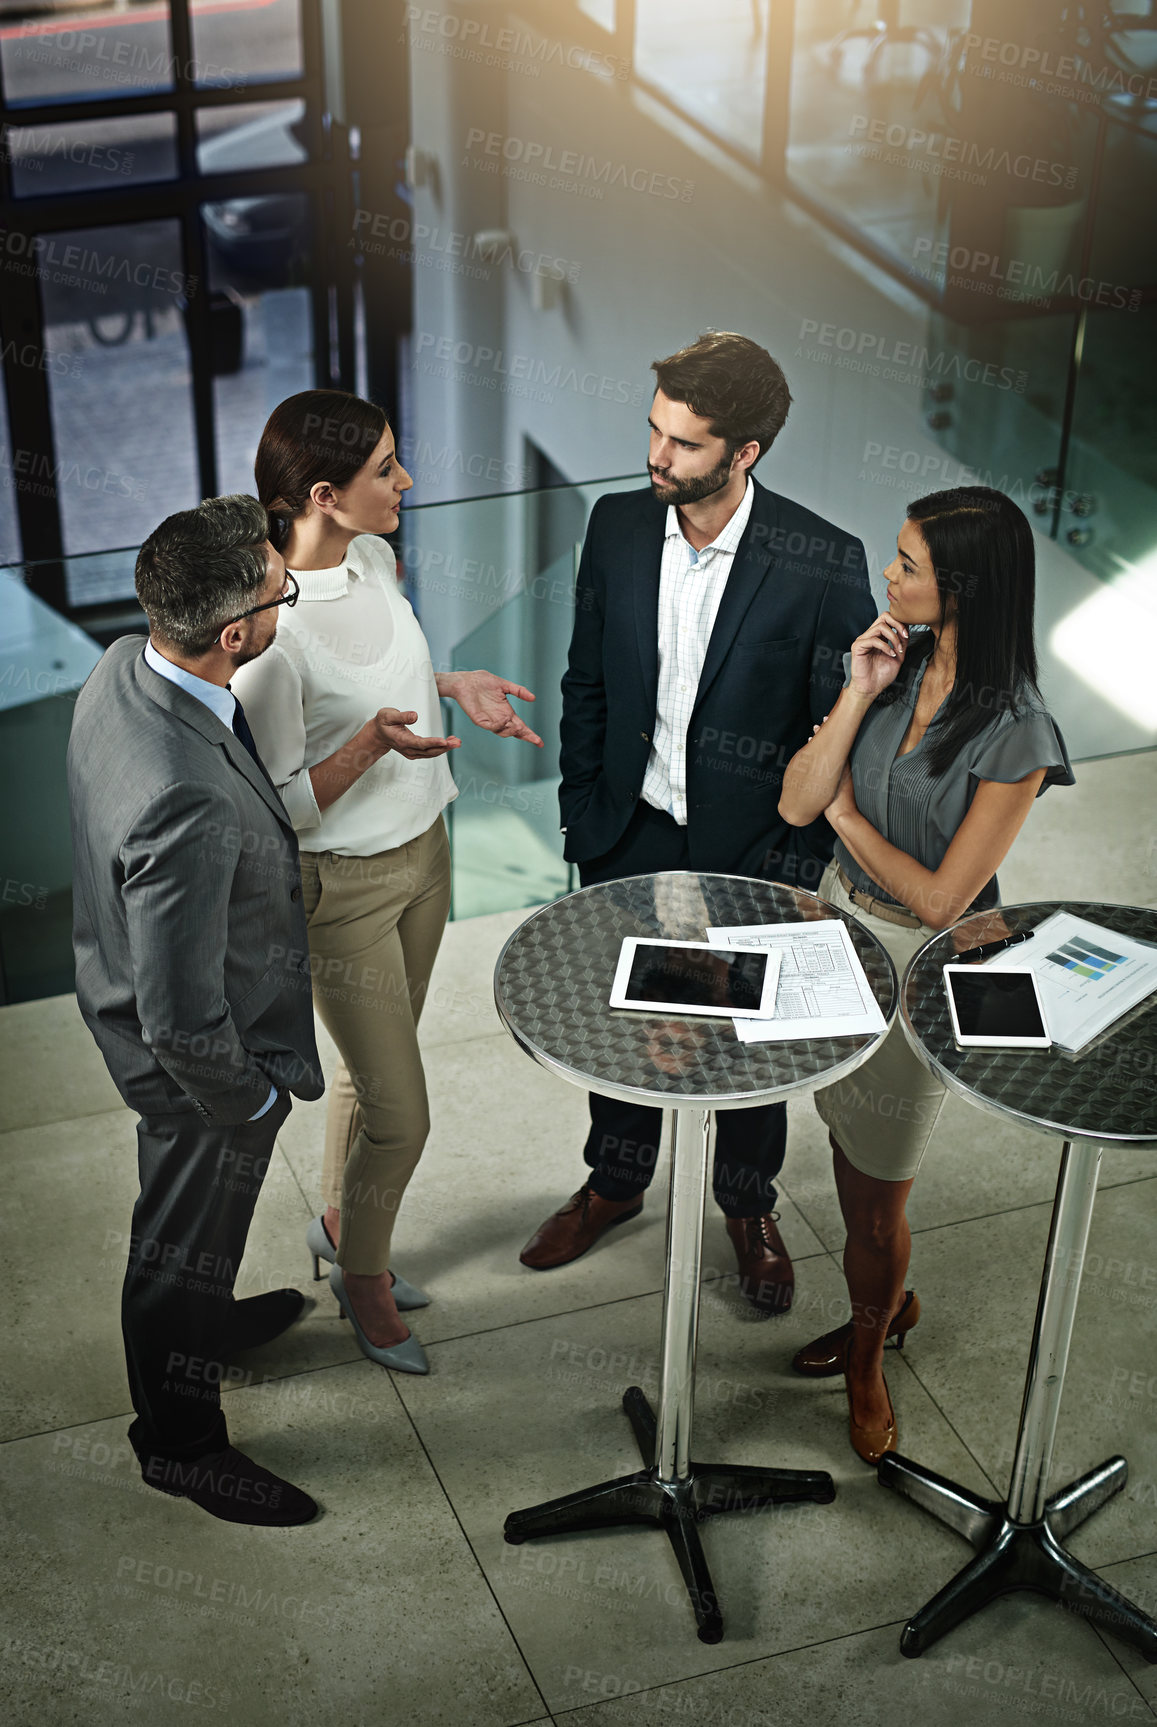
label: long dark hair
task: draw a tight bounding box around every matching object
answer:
[898,486,1040,776]
[255,389,388,552]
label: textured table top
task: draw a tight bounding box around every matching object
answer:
[494,873,896,1109]
[901,901,1157,1144]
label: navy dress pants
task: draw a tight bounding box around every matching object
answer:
[122,1090,292,1475]
[577,801,786,1219]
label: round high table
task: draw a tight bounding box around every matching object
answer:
[883,900,1157,1661]
[494,872,897,1644]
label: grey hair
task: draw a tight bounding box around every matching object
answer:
[135,494,270,655]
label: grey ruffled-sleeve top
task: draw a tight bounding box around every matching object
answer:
[835,632,1075,912]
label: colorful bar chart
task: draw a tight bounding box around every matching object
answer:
[1046,937,1128,983]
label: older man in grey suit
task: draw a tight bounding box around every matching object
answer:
[69,494,324,1526]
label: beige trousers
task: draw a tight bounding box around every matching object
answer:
[299,817,451,1274]
[812,858,948,1182]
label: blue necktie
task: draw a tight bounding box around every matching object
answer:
[231,696,274,786]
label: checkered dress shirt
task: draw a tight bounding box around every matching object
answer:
[641,477,755,825]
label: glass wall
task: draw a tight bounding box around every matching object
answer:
[402,474,642,918]
[39,218,200,564]
[788,0,968,274]
[635,0,771,160]
[0,0,331,596]
[0,3,176,106]
[0,565,103,1004]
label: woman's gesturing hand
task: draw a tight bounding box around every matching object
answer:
[441,670,545,747]
[369,708,461,759]
[849,612,909,701]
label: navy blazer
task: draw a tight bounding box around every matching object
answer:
[559,478,876,885]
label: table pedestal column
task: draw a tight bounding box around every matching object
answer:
[504,1105,836,1644]
[880,1140,1157,1661]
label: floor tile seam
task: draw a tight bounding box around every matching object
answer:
[781,1178,1157,1245]
[545,1612,919,1718]
[0,1348,393,1449]
[888,1348,1003,1499]
[905,1176,1157,1240]
[1,1249,849,1446]
[419,1025,508,1053]
[273,1144,320,1222]
[773,1186,833,1250]
[388,1382,554,1722]
[1089,1622,1157,1719]
[389,1374,943,1713]
[0,1102,133,1137]
[362,1253,841,1349]
[1098,1544,1157,1573]
[907,1196,1078,1236]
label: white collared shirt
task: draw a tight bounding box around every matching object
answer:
[143,638,238,729]
[641,476,755,825]
[230,533,456,857]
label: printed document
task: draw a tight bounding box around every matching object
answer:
[984,911,1157,1054]
[705,919,888,1042]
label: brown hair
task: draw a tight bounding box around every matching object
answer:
[651,331,791,460]
[255,389,389,551]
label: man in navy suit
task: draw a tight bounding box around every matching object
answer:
[519,332,875,1311]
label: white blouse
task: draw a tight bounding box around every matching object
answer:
[231,533,457,857]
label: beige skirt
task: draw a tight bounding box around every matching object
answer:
[812,858,947,1183]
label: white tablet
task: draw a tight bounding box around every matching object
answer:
[943,965,1051,1049]
[610,938,781,1019]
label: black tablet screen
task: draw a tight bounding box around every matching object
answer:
[947,971,1046,1039]
[626,944,767,1012]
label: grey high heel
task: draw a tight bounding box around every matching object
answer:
[306,1215,335,1281]
[306,1216,429,1309]
[328,1266,429,1375]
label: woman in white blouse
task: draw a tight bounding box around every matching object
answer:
[233,389,541,1373]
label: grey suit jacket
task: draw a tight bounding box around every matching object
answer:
[68,637,324,1125]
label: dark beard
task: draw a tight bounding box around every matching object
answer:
[234,634,275,667]
[648,454,734,507]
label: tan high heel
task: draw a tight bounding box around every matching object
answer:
[791,1290,920,1377]
[843,1335,897,1466]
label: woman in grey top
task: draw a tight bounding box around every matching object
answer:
[779,486,1073,1466]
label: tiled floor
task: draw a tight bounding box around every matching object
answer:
[1,749,1155,1727]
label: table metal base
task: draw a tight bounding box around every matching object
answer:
[505,1106,835,1642]
[880,1139,1157,1663]
[880,1452,1157,1659]
[504,1384,835,1644]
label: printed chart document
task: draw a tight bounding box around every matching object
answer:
[984,911,1157,1054]
[705,919,887,1043]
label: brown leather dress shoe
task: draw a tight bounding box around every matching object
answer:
[791,1290,920,1377]
[724,1212,794,1315]
[519,1182,643,1270]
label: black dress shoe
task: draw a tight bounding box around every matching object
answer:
[227,1289,306,1352]
[142,1444,319,1526]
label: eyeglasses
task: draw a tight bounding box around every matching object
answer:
[220,570,299,630]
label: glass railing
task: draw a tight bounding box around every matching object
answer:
[0,472,643,1003]
[5,448,1154,1004]
[0,568,104,1005]
[445,550,577,920]
[401,472,644,919]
